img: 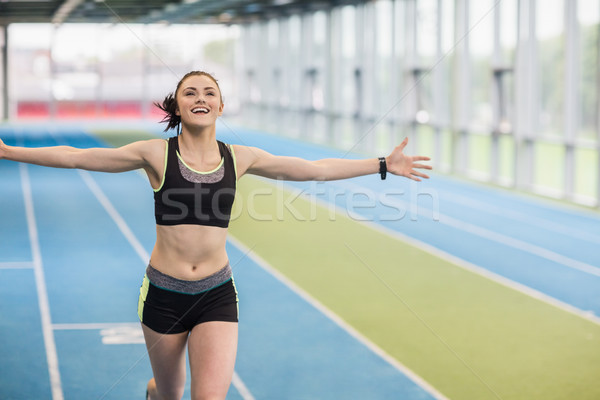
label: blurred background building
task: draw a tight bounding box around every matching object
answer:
[0,0,598,208]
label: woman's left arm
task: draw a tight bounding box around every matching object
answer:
[234,138,431,181]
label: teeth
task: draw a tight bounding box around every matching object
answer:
[192,107,209,114]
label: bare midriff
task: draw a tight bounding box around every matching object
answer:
[149,224,229,281]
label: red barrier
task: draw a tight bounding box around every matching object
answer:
[16,101,165,120]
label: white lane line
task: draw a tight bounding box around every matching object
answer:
[439,213,600,277]
[437,190,600,245]
[78,170,150,263]
[0,261,34,269]
[79,170,255,399]
[20,163,64,400]
[53,323,145,346]
[336,181,600,277]
[53,322,141,330]
[232,371,256,400]
[227,235,450,400]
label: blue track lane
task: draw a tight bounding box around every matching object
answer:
[0,136,31,263]
[0,127,441,399]
[0,269,52,399]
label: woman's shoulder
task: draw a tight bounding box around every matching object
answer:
[123,138,168,164]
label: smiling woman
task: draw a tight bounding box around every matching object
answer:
[154,71,225,135]
[0,70,431,400]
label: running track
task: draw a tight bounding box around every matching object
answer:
[0,123,599,399]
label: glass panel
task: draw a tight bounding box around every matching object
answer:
[97,24,145,118]
[376,0,392,59]
[313,11,327,67]
[339,6,356,117]
[578,0,600,141]
[469,0,494,132]
[268,18,279,49]
[440,0,454,127]
[11,22,237,120]
[417,124,435,158]
[534,141,565,194]
[340,116,356,149]
[441,0,455,54]
[537,0,565,138]
[376,0,393,115]
[341,6,356,59]
[468,133,491,178]
[416,73,434,123]
[441,129,453,171]
[393,0,406,122]
[498,135,515,185]
[574,146,597,200]
[287,15,302,110]
[500,0,518,64]
[376,124,392,154]
[415,0,438,124]
[9,24,54,119]
[416,0,437,65]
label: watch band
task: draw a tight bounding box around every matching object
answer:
[378,157,387,180]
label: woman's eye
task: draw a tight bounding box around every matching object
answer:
[207,92,215,96]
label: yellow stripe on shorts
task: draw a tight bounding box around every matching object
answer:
[138,274,150,322]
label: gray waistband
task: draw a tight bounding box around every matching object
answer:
[146,263,232,295]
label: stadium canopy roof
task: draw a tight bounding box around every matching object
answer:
[0,0,362,25]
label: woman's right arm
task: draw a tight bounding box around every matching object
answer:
[0,137,163,174]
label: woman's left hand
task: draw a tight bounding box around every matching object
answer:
[386,137,432,181]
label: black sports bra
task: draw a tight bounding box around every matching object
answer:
[154,136,236,227]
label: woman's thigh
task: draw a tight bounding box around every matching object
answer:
[187,321,238,400]
[142,323,189,400]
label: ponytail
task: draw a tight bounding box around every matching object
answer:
[154,93,180,133]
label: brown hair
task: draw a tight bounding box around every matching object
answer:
[155,71,224,132]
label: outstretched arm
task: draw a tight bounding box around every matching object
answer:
[234,137,431,181]
[0,137,163,174]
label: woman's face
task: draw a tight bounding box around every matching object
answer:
[175,74,224,128]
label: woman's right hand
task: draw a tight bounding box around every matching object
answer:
[0,137,5,159]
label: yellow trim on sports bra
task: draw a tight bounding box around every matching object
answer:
[176,151,224,175]
[228,144,238,181]
[153,139,169,193]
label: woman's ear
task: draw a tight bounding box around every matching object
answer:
[218,103,224,116]
[175,107,180,116]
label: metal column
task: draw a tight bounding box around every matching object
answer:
[452,0,471,175]
[514,0,537,191]
[563,0,579,201]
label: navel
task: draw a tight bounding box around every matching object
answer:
[192,265,197,272]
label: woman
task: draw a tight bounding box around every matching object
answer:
[0,71,431,400]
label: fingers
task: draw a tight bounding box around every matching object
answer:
[413,156,431,161]
[405,170,430,182]
[413,163,433,170]
[398,137,408,151]
[411,170,430,180]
